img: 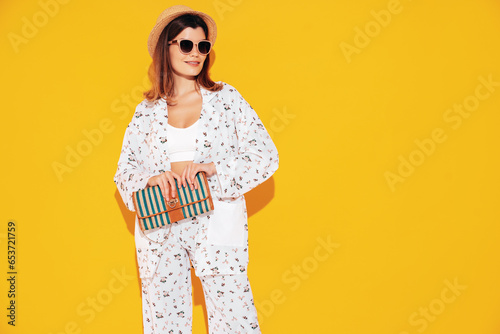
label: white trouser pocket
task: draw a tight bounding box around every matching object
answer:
[207,199,246,246]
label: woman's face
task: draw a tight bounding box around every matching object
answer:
[168,27,208,79]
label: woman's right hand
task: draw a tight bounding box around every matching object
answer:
[146,171,181,201]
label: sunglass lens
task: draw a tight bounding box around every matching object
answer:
[179,40,194,53]
[198,41,211,55]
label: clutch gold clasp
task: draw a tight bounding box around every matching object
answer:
[167,198,178,208]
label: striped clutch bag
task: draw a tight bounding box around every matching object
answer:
[132,171,214,232]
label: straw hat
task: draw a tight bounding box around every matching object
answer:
[147,5,217,58]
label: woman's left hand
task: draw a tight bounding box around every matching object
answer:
[180,162,217,190]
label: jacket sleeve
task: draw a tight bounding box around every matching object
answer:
[213,88,279,199]
[113,110,155,212]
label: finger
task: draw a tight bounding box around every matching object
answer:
[190,167,199,190]
[193,176,199,191]
[165,183,171,201]
[164,173,173,200]
[188,165,195,191]
[171,171,181,180]
[181,167,188,188]
[165,173,177,198]
[184,164,192,190]
[172,172,182,189]
[159,178,169,201]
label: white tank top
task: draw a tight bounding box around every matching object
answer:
[166,119,199,162]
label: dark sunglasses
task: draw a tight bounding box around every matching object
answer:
[168,39,212,55]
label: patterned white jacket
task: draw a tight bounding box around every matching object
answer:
[113,81,279,277]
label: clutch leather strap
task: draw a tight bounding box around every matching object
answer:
[137,196,210,219]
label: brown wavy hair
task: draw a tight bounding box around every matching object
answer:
[143,14,223,104]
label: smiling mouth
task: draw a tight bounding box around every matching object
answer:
[185,61,199,64]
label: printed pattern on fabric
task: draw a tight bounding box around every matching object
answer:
[113,81,277,333]
[113,81,279,211]
[135,211,249,278]
[140,219,261,334]
[114,81,279,277]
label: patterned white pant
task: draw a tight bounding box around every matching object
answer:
[139,218,261,334]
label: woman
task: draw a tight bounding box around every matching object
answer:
[113,5,279,334]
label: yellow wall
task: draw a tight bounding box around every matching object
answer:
[1,0,499,333]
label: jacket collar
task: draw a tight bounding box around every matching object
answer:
[200,84,218,104]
